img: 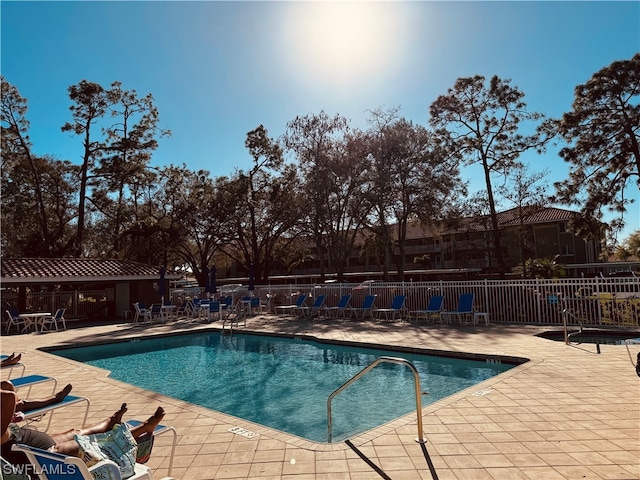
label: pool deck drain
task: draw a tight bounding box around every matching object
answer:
[3,317,639,480]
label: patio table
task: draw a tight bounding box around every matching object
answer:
[18,312,51,333]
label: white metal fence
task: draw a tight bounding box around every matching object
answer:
[254,277,639,327]
[2,277,638,327]
[2,289,115,320]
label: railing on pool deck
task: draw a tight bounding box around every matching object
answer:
[327,356,427,444]
[562,305,584,345]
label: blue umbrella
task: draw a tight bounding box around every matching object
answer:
[158,266,166,304]
[210,265,217,294]
[248,264,255,291]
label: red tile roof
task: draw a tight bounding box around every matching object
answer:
[403,206,579,238]
[1,258,181,285]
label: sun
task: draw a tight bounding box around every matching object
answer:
[281,2,407,89]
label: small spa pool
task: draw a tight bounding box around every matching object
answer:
[50,332,522,443]
[537,329,640,345]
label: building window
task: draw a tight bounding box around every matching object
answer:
[559,222,567,233]
[560,244,574,255]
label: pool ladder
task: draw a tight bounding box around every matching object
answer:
[326,356,427,444]
[562,307,584,344]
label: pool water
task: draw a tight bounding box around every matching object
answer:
[52,332,515,442]
[537,330,640,345]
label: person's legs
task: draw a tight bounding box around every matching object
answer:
[16,384,73,413]
[128,407,165,440]
[50,405,165,457]
[1,380,73,413]
[49,403,128,444]
[1,353,21,367]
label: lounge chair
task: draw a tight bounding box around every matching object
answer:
[324,294,351,319]
[1,354,26,379]
[125,419,178,476]
[409,295,444,323]
[275,294,307,316]
[441,293,475,325]
[303,295,327,319]
[7,374,58,397]
[22,394,90,432]
[376,295,407,322]
[11,443,154,480]
[349,295,376,320]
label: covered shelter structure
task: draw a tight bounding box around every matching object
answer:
[1,258,182,321]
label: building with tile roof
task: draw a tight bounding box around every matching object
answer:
[246,206,604,282]
[1,257,181,320]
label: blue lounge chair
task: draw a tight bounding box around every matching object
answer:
[11,443,153,480]
[349,295,376,320]
[22,395,90,432]
[441,293,475,325]
[303,295,327,319]
[275,294,307,316]
[376,295,407,321]
[7,374,58,397]
[409,295,445,323]
[125,419,178,476]
[1,353,26,379]
[325,294,351,319]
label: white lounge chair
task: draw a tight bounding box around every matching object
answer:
[11,443,154,480]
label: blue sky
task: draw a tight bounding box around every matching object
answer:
[2,1,639,241]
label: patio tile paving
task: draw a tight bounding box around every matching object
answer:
[2,315,638,479]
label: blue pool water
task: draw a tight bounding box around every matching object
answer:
[51,332,516,442]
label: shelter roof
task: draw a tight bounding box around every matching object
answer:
[0,257,181,285]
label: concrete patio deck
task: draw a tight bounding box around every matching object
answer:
[2,315,639,480]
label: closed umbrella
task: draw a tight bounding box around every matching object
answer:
[248,264,255,292]
[204,266,211,296]
[210,266,217,295]
[158,266,166,304]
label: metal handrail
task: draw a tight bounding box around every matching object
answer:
[562,307,583,344]
[327,356,426,444]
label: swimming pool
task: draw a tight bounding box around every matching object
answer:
[51,332,518,442]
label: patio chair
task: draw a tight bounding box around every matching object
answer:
[349,295,376,320]
[376,295,407,322]
[144,304,162,323]
[275,294,307,316]
[5,309,27,334]
[409,295,444,323]
[441,293,475,325]
[324,294,351,319]
[41,308,66,332]
[11,443,153,480]
[133,303,148,323]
